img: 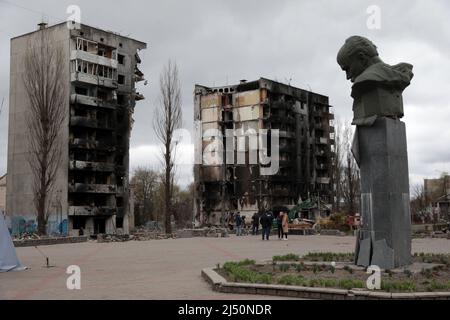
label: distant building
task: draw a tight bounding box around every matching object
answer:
[193,78,334,225]
[7,22,146,235]
[424,175,450,220]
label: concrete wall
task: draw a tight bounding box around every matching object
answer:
[7,24,71,230]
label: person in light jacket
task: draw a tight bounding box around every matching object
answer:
[281,211,289,240]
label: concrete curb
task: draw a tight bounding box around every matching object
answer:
[201,267,450,300]
[13,236,88,247]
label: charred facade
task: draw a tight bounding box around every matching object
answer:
[193,78,334,225]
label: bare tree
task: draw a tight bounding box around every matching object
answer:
[131,167,159,225]
[23,31,66,235]
[153,61,182,234]
[339,122,360,215]
[331,119,344,212]
[410,183,427,222]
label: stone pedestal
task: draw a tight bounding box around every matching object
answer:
[354,117,412,269]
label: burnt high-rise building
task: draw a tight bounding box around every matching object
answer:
[7,22,146,235]
[193,78,334,225]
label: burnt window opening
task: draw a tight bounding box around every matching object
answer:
[116,217,124,228]
[117,175,124,187]
[97,90,108,100]
[75,87,88,95]
[119,43,123,48]
[118,74,125,85]
[117,94,126,105]
[118,54,125,65]
[96,153,108,162]
[115,155,124,166]
[72,216,86,230]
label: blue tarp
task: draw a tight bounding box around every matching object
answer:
[0,215,27,272]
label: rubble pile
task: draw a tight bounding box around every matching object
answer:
[13,233,42,241]
[132,232,172,241]
[96,234,132,243]
[177,227,229,238]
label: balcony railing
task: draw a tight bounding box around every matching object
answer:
[70,94,98,107]
[70,116,113,130]
[70,72,118,89]
[316,137,328,145]
[71,50,118,69]
[317,177,331,184]
[68,183,117,194]
[69,160,115,172]
[69,138,115,151]
[70,94,117,109]
[68,206,116,216]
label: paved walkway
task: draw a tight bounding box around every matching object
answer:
[1,235,448,299]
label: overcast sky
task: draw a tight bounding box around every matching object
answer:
[0,0,449,189]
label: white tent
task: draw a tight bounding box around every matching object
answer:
[0,214,27,272]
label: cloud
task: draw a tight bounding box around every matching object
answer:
[130,142,194,188]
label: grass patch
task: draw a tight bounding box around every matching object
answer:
[222,261,272,284]
[381,280,416,292]
[424,280,450,292]
[338,279,365,290]
[272,254,300,262]
[303,252,354,262]
[277,275,306,286]
[415,253,450,265]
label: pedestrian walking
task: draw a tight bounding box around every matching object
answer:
[276,212,283,240]
[281,211,289,240]
[251,211,260,235]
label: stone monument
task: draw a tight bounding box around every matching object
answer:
[337,36,413,269]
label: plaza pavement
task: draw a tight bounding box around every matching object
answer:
[1,235,448,300]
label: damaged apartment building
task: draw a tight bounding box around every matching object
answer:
[7,22,146,235]
[194,78,334,225]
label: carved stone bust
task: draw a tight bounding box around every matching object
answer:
[337,36,414,126]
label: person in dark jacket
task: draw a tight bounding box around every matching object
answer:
[235,212,243,236]
[251,212,260,235]
[259,211,273,240]
[276,213,283,240]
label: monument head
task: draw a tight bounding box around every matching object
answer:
[337,36,382,82]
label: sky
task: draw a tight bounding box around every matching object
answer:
[0,0,449,189]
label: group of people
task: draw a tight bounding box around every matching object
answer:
[230,210,289,240]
